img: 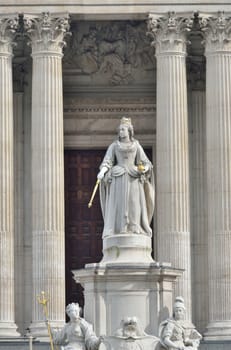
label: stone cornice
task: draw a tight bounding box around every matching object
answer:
[0,15,18,55]
[24,12,70,56]
[147,12,194,55]
[199,11,231,54]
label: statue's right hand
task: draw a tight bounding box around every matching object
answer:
[97,166,108,180]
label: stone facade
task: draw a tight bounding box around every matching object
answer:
[0,1,231,349]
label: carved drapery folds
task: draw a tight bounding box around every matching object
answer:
[24,12,70,55]
[147,12,193,55]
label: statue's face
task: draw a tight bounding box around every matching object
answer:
[123,319,138,336]
[68,307,80,321]
[119,125,129,140]
[174,307,185,320]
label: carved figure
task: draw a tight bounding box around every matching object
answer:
[159,297,202,350]
[99,317,159,350]
[97,117,155,238]
[52,303,101,350]
[78,27,98,74]
[114,317,147,339]
[63,21,155,85]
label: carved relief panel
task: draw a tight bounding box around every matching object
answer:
[63,20,155,86]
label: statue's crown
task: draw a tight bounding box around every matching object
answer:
[120,117,132,126]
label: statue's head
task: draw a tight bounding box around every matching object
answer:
[66,302,81,320]
[120,316,143,337]
[118,117,134,141]
[173,296,185,321]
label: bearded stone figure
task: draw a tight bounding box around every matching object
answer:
[97,117,155,238]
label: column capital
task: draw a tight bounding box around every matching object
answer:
[199,11,231,54]
[24,12,70,56]
[0,15,18,55]
[147,12,194,55]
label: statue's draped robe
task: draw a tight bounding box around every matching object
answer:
[99,139,155,237]
[52,318,99,350]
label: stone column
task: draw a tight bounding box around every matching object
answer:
[147,12,193,321]
[199,12,231,340]
[188,57,208,333]
[14,92,25,335]
[24,13,70,337]
[0,15,20,337]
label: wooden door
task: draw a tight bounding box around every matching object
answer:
[64,150,104,308]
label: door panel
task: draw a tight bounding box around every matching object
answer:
[64,150,104,308]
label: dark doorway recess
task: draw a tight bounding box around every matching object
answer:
[64,150,104,308]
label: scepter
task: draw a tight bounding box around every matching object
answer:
[37,291,55,350]
[88,179,100,208]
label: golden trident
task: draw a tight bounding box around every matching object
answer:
[37,291,56,350]
[88,179,100,208]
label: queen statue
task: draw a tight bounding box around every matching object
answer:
[97,117,155,238]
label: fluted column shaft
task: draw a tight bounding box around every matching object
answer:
[148,13,193,321]
[188,69,208,332]
[24,13,69,337]
[200,12,231,340]
[0,15,19,337]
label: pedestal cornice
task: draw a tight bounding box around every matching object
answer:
[199,11,231,54]
[24,12,70,55]
[147,12,194,55]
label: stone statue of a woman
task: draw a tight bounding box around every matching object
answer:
[52,303,101,350]
[97,117,155,238]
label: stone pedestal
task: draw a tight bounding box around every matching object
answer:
[73,262,182,337]
[102,234,153,264]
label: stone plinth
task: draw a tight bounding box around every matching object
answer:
[73,263,182,337]
[102,234,153,264]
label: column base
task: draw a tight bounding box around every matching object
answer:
[204,321,231,341]
[102,234,153,264]
[0,322,20,337]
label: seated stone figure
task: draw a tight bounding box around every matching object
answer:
[52,303,101,350]
[159,297,202,350]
